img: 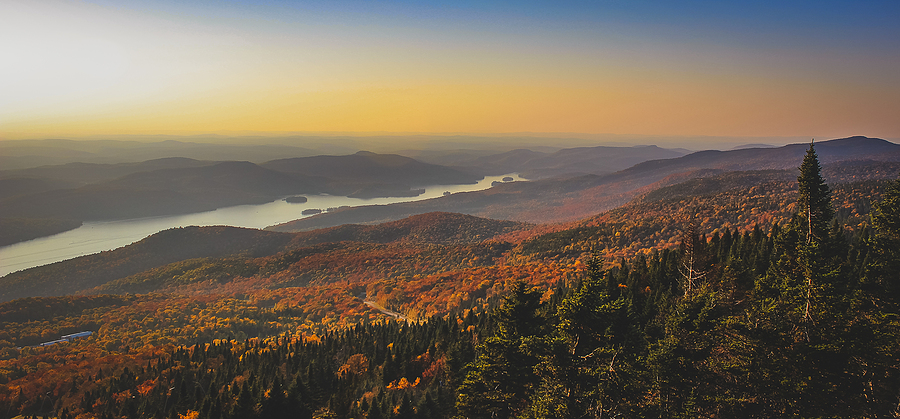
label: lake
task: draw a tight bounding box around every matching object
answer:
[0,174,524,276]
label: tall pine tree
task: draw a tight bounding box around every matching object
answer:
[754,141,855,416]
[797,141,833,243]
[800,142,834,330]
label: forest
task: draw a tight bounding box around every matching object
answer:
[1,144,899,418]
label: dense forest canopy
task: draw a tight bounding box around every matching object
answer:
[0,143,898,418]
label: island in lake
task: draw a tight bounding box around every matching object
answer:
[284,195,308,203]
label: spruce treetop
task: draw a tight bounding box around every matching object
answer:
[797,141,832,242]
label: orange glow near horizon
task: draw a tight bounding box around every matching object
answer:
[1,1,898,141]
[5,76,897,141]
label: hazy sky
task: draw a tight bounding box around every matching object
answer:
[2,0,899,140]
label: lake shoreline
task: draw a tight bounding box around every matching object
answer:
[0,174,524,276]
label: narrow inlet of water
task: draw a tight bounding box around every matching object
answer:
[0,174,524,276]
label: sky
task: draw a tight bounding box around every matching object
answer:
[1,0,899,142]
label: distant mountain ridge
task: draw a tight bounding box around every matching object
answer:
[271,136,900,230]
[622,136,899,176]
[0,157,216,185]
[262,151,480,187]
[514,145,687,178]
[2,136,896,246]
[430,144,687,178]
[3,137,897,300]
[0,152,484,245]
[0,139,320,169]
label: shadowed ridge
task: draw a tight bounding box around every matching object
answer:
[262,151,480,185]
[266,136,900,230]
[0,226,295,302]
[285,211,530,246]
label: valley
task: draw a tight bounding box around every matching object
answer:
[0,173,522,276]
[0,136,898,418]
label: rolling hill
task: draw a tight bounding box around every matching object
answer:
[473,144,687,178]
[0,152,487,245]
[1,144,898,418]
[262,150,482,194]
[0,226,296,302]
[270,136,900,231]
[286,212,529,247]
[0,157,217,185]
[0,212,530,301]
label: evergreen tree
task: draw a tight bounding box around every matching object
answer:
[395,394,415,419]
[797,141,833,243]
[679,219,710,296]
[456,281,545,419]
[850,172,900,416]
[531,261,638,418]
[763,141,839,342]
[366,399,383,419]
[868,171,900,296]
[228,382,258,419]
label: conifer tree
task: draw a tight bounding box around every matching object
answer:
[869,172,900,288]
[799,141,847,341]
[841,171,900,418]
[797,141,833,243]
[779,141,838,338]
[456,282,545,418]
[679,219,709,296]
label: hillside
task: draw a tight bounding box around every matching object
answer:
[287,212,530,247]
[0,153,485,245]
[616,136,900,179]
[0,144,898,418]
[0,218,83,247]
[271,137,900,230]
[262,151,481,194]
[0,157,217,185]
[0,139,320,169]
[0,177,80,200]
[4,160,891,303]
[0,161,324,220]
[0,146,897,418]
[492,144,687,178]
[433,144,686,178]
[0,212,529,301]
[0,226,296,302]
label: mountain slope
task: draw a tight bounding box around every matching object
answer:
[0,161,324,221]
[0,138,320,169]
[0,212,527,300]
[287,212,529,247]
[515,144,687,178]
[270,137,900,230]
[0,226,296,302]
[444,145,687,178]
[621,136,900,176]
[263,151,481,186]
[0,157,217,185]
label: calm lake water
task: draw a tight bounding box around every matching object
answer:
[0,174,524,276]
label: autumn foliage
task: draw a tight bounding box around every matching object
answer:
[0,161,898,418]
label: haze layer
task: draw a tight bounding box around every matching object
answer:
[2,0,899,140]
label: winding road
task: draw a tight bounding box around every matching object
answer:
[362,299,410,321]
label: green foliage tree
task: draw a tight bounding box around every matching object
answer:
[868,171,900,293]
[679,219,710,296]
[529,260,639,418]
[798,142,834,243]
[456,281,545,419]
